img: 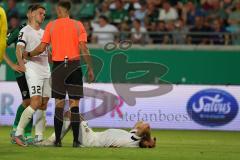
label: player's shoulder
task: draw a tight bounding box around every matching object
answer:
[19,23,27,30]
[20,25,31,33]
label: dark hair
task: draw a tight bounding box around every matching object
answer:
[27,4,34,12]
[58,0,71,11]
[31,4,46,12]
[99,15,108,22]
[134,19,141,24]
[139,136,156,148]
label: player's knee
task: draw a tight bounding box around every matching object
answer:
[22,99,31,107]
[39,101,49,110]
[55,99,65,108]
[69,99,79,107]
[38,105,46,110]
[30,96,42,109]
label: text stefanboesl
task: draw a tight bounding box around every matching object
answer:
[187,89,239,127]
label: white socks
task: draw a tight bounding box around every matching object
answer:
[15,106,35,136]
[35,110,46,139]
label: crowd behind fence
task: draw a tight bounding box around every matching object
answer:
[1,0,240,45]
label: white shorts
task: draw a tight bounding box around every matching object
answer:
[25,65,51,98]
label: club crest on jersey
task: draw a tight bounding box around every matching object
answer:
[22,91,28,97]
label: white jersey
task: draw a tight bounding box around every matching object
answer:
[17,25,50,78]
[80,121,141,148]
[42,121,141,148]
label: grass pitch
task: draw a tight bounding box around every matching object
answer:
[0,126,240,160]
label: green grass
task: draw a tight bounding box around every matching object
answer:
[0,126,240,160]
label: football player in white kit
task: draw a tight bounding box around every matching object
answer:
[38,112,156,148]
[14,4,51,146]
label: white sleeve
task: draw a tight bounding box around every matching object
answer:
[17,29,28,47]
[113,26,119,33]
[159,9,164,20]
[171,8,178,20]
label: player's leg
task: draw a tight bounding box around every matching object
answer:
[34,109,46,142]
[51,61,67,147]
[14,75,44,146]
[11,75,33,143]
[35,77,51,142]
[69,99,81,147]
[15,95,42,146]
[80,121,97,147]
[35,117,71,147]
[54,99,65,147]
[67,63,84,148]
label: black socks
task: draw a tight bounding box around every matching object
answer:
[71,107,80,143]
[54,107,64,143]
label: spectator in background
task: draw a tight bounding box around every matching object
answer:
[183,1,205,26]
[201,0,213,11]
[144,1,159,30]
[119,21,130,41]
[125,0,141,11]
[110,0,129,27]
[164,21,175,44]
[95,1,111,19]
[133,1,147,24]
[8,15,20,31]
[158,1,178,22]
[172,19,188,44]
[228,1,240,28]
[149,20,169,44]
[187,16,211,45]
[131,19,148,44]
[83,21,93,43]
[222,0,234,15]
[211,19,229,45]
[227,1,240,44]
[150,0,163,8]
[6,0,18,20]
[92,15,119,45]
[206,0,227,24]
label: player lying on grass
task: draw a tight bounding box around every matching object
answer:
[37,112,156,148]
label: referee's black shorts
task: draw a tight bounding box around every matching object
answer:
[52,60,83,100]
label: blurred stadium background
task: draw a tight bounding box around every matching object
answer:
[0,0,240,159]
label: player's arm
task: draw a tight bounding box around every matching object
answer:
[7,25,22,46]
[79,22,94,83]
[16,45,26,71]
[24,42,48,58]
[46,46,52,63]
[4,24,27,72]
[80,42,94,83]
[3,52,25,73]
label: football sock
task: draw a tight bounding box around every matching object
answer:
[54,107,64,143]
[15,106,35,136]
[35,110,46,139]
[71,107,80,142]
[13,104,25,129]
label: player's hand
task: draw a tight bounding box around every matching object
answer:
[87,67,94,83]
[11,64,25,73]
